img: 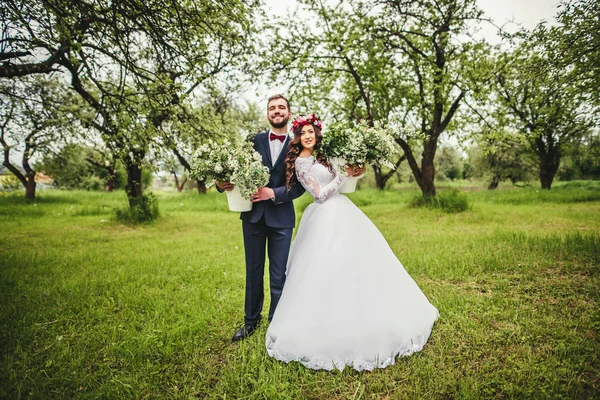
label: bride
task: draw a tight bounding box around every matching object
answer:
[265,114,439,371]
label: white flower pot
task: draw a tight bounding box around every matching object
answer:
[340,176,358,193]
[225,187,253,212]
[339,175,364,193]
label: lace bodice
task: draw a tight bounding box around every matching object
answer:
[295,156,346,203]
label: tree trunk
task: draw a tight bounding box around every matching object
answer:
[105,174,115,192]
[373,166,384,190]
[372,165,394,190]
[25,176,36,199]
[372,155,406,190]
[105,166,116,192]
[536,132,560,190]
[196,179,206,194]
[539,162,559,189]
[125,162,143,206]
[488,176,500,190]
[420,145,437,197]
[395,137,425,191]
[2,154,37,200]
[172,172,188,192]
[176,179,187,192]
[420,169,436,197]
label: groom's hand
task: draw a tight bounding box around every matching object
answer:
[216,181,234,191]
[251,187,275,202]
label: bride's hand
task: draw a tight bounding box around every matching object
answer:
[345,165,366,177]
[353,165,367,176]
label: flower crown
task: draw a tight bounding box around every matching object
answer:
[291,114,323,130]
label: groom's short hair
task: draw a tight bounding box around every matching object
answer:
[267,94,290,111]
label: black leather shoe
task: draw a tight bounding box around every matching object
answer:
[231,324,258,342]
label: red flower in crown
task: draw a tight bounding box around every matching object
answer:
[291,113,323,130]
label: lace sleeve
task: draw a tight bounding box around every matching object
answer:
[296,158,346,203]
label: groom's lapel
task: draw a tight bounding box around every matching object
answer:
[261,132,273,167]
[271,135,290,170]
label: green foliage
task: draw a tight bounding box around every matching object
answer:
[552,0,600,105]
[409,189,470,213]
[140,168,153,190]
[0,187,598,398]
[38,144,110,190]
[115,193,159,224]
[558,131,600,181]
[0,173,22,192]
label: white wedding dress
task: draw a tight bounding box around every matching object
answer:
[265,156,439,371]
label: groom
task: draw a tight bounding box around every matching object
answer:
[216,94,305,341]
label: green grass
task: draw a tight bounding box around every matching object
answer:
[1,183,599,399]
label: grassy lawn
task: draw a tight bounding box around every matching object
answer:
[1,182,599,399]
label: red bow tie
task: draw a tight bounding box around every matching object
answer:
[270,133,286,142]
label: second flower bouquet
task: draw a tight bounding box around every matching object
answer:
[190,139,270,211]
[320,121,398,192]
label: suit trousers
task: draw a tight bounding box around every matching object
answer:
[242,216,292,326]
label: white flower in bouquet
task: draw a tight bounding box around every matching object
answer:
[359,121,399,169]
[190,138,237,183]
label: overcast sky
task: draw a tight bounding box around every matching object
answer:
[477,0,561,38]
[253,0,562,104]
[262,0,560,27]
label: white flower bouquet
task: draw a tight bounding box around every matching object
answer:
[321,121,398,167]
[320,121,399,192]
[229,141,270,200]
[190,139,269,209]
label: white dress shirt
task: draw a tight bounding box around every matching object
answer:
[268,130,289,166]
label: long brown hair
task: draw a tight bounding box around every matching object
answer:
[285,124,333,190]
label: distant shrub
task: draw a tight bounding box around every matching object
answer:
[81,175,104,191]
[410,189,470,213]
[462,163,473,180]
[116,192,159,223]
[445,166,461,181]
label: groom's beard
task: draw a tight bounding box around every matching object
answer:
[268,115,289,129]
